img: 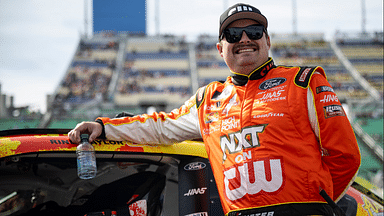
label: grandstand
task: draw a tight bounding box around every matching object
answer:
[270,33,370,100]
[115,36,191,108]
[1,30,382,195]
[195,34,231,86]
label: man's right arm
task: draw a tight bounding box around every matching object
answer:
[68,93,202,145]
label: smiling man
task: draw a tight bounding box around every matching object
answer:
[69,3,361,216]
[217,7,270,75]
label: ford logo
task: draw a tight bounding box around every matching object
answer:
[259,78,286,90]
[184,162,206,171]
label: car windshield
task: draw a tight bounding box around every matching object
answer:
[0,153,178,216]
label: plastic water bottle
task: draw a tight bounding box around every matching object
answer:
[76,134,97,179]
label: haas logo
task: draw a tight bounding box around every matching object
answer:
[184,187,207,196]
[224,158,285,201]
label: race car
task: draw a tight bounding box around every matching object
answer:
[0,128,383,216]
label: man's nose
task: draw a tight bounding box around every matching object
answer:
[239,31,251,43]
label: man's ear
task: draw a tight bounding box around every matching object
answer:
[216,42,223,57]
[266,35,271,49]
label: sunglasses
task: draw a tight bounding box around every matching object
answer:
[220,25,266,43]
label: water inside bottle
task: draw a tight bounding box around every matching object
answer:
[77,151,97,179]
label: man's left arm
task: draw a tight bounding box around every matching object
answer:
[307,71,361,202]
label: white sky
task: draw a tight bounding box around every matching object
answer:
[0,0,382,113]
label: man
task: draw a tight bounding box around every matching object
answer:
[69,3,361,216]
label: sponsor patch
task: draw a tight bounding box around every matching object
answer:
[323,105,346,119]
[253,112,284,118]
[232,211,275,216]
[259,78,286,90]
[220,125,266,161]
[257,89,287,103]
[204,104,217,111]
[223,157,284,201]
[316,86,334,94]
[320,94,339,103]
[294,67,316,88]
[204,112,219,124]
[203,124,221,135]
[221,116,240,131]
[299,68,311,82]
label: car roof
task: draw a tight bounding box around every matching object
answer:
[0,128,208,159]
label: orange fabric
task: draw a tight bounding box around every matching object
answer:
[196,65,360,215]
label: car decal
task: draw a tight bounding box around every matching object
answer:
[0,133,208,159]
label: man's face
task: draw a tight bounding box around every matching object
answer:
[217,19,271,75]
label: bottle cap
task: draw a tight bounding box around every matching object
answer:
[80,134,89,141]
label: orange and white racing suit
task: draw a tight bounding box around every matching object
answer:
[97,58,361,215]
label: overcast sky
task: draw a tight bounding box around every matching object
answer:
[0,0,382,113]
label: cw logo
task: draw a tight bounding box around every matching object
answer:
[224,158,284,201]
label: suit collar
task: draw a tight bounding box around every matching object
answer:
[231,57,275,86]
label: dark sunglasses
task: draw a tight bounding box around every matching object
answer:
[220,25,265,43]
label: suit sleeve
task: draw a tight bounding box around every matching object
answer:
[307,71,361,202]
[96,94,202,145]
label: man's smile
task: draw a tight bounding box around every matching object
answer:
[237,48,255,54]
[234,44,258,54]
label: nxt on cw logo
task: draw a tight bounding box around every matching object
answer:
[220,125,285,201]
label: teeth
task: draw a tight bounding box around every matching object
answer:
[238,48,254,54]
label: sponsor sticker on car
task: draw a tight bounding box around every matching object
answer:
[184,162,206,171]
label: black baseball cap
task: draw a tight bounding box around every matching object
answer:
[219,3,268,36]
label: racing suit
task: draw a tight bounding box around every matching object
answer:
[97,58,361,215]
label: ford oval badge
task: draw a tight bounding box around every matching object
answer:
[259,78,286,90]
[184,162,206,171]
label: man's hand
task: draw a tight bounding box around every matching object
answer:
[68,121,102,144]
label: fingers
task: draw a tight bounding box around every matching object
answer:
[68,121,102,144]
[89,123,102,143]
[68,122,84,144]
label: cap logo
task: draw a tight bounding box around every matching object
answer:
[228,8,237,16]
[228,5,254,16]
